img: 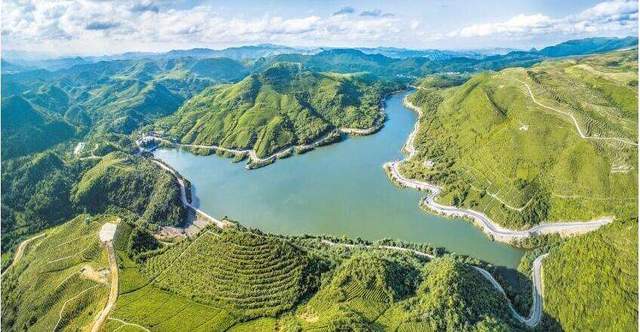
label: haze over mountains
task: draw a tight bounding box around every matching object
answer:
[3,36,636,73]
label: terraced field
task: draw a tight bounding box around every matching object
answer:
[1,215,115,331]
[141,228,318,319]
[401,49,638,229]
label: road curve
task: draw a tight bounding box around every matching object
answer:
[1,232,46,277]
[320,239,547,327]
[138,129,340,169]
[386,97,613,244]
[92,223,119,332]
[519,80,637,146]
[150,159,230,230]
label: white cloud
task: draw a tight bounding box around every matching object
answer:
[1,0,637,55]
[449,0,637,39]
[1,0,409,55]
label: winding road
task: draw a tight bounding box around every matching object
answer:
[387,97,614,244]
[519,80,637,146]
[320,239,547,327]
[1,232,46,277]
[138,129,340,169]
[150,159,230,230]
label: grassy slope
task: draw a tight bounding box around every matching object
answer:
[1,215,115,331]
[401,49,638,229]
[157,63,394,158]
[104,227,523,331]
[542,219,638,331]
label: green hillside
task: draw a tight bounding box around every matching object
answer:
[156,63,397,158]
[1,96,76,159]
[1,150,186,256]
[1,215,115,331]
[1,151,84,252]
[104,227,525,331]
[72,152,187,227]
[542,218,638,331]
[8,214,635,332]
[1,56,248,155]
[401,49,638,229]
[141,227,319,319]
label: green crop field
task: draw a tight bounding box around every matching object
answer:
[141,228,318,319]
[1,214,116,331]
[401,49,638,229]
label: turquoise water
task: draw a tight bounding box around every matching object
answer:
[155,91,524,267]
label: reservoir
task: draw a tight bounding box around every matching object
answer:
[155,91,524,268]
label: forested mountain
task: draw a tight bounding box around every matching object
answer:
[252,37,638,79]
[1,96,76,159]
[0,150,186,253]
[4,221,524,331]
[538,36,638,57]
[155,62,400,158]
[1,56,250,160]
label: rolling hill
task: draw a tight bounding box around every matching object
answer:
[1,56,250,158]
[72,152,187,227]
[401,49,638,229]
[155,62,398,159]
[542,218,638,331]
[106,226,525,331]
[1,96,76,160]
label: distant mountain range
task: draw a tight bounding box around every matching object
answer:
[4,37,635,73]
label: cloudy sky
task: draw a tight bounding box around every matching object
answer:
[2,0,638,56]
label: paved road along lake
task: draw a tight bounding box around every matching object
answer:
[155,91,524,267]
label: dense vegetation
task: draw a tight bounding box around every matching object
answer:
[0,150,186,255]
[401,49,638,229]
[1,96,76,160]
[252,37,637,80]
[1,151,85,252]
[1,55,248,157]
[103,226,526,331]
[142,228,319,319]
[72,152,186,227]
[542,218,638,331]
[1,215,114,331]
[1,54,231,251]
[156,62,399,158]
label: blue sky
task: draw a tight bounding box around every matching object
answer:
[2,0,637,56]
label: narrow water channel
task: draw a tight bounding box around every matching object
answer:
[155,91,524,267]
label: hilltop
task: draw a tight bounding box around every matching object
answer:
[401,49,638,229]
[105,225,525,331]
[155,62,399,159]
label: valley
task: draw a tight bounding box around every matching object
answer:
[1,35,637,331]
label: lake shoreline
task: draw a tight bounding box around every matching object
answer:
[141,91,399,169]
[153,90,526,267]
[384,95,613,244]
